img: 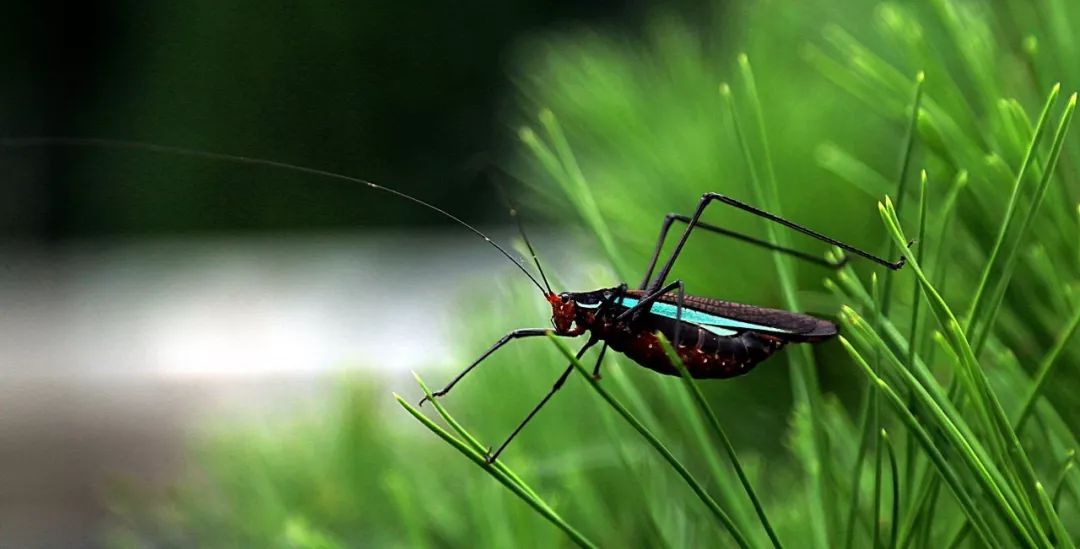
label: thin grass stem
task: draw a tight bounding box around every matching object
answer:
[837,337,1000,547]
[395,394,597,549]
[411,373,545,504]
[972,93,1078,353]
[881,429,900,549]
[880,197,1054,546]
[965,84,1060,337]
[658,336,784,549]
[726,55,833,547]
[536,110,630,277]
[546,335,752,548]
[843,388,875,549]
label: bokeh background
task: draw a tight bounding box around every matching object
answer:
[3,0,1079,547]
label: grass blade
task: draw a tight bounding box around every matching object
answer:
[546,334,752,548]
[971,92,1078,352]
[411,373,545,504]
[879,197,1062,546]
[659,335,784,549]
[965,84,1061,337]
[840,306,1033,546]
[881,430,900,549]
[1035,482,1073,548]
[726,53,833,547]
[395,393,597,549]
[837,337,1000,547]
[534,111,630,277]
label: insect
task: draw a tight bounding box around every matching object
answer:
[420,190,907,462]
[2,138,907,463]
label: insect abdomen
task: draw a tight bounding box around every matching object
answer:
[594,322,787,379]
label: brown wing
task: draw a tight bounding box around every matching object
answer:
[625,290,837,342]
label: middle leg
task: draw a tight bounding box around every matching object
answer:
[485,338,598,463]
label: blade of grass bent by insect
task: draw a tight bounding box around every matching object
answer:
[879,199,999,447]
[728,54,833,548]
[879,198,1060,545]
[394,394,598,549]
[837,338,1000,548]
[411,373,545,505]
[546,334,752,548]
[964,84,1060,337]
[658,335,784,549]
[972,93,1078,353]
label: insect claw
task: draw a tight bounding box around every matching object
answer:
[483,447,496,465]
[888,242,917,270]
[418,389,449,407]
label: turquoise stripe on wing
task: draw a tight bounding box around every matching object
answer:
[619,297,793,336]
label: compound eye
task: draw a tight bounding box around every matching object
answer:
[559,293,570,303]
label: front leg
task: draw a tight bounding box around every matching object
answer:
[589,283,627,380]
[420,327,553,406]
[484,338,598,463]
[616,280,683,323]
[615,279,687,346]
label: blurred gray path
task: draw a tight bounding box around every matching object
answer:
[0,231,568,548]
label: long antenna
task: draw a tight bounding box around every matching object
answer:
[484,165,555,296]
[1,137,550,296]
[508,207,554,295]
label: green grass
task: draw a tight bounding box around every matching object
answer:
[108,1,1080,547]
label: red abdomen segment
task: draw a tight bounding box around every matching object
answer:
[599,325,787,379]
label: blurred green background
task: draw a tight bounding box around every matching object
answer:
[1,0,637,236]
[3,0,1080,547]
